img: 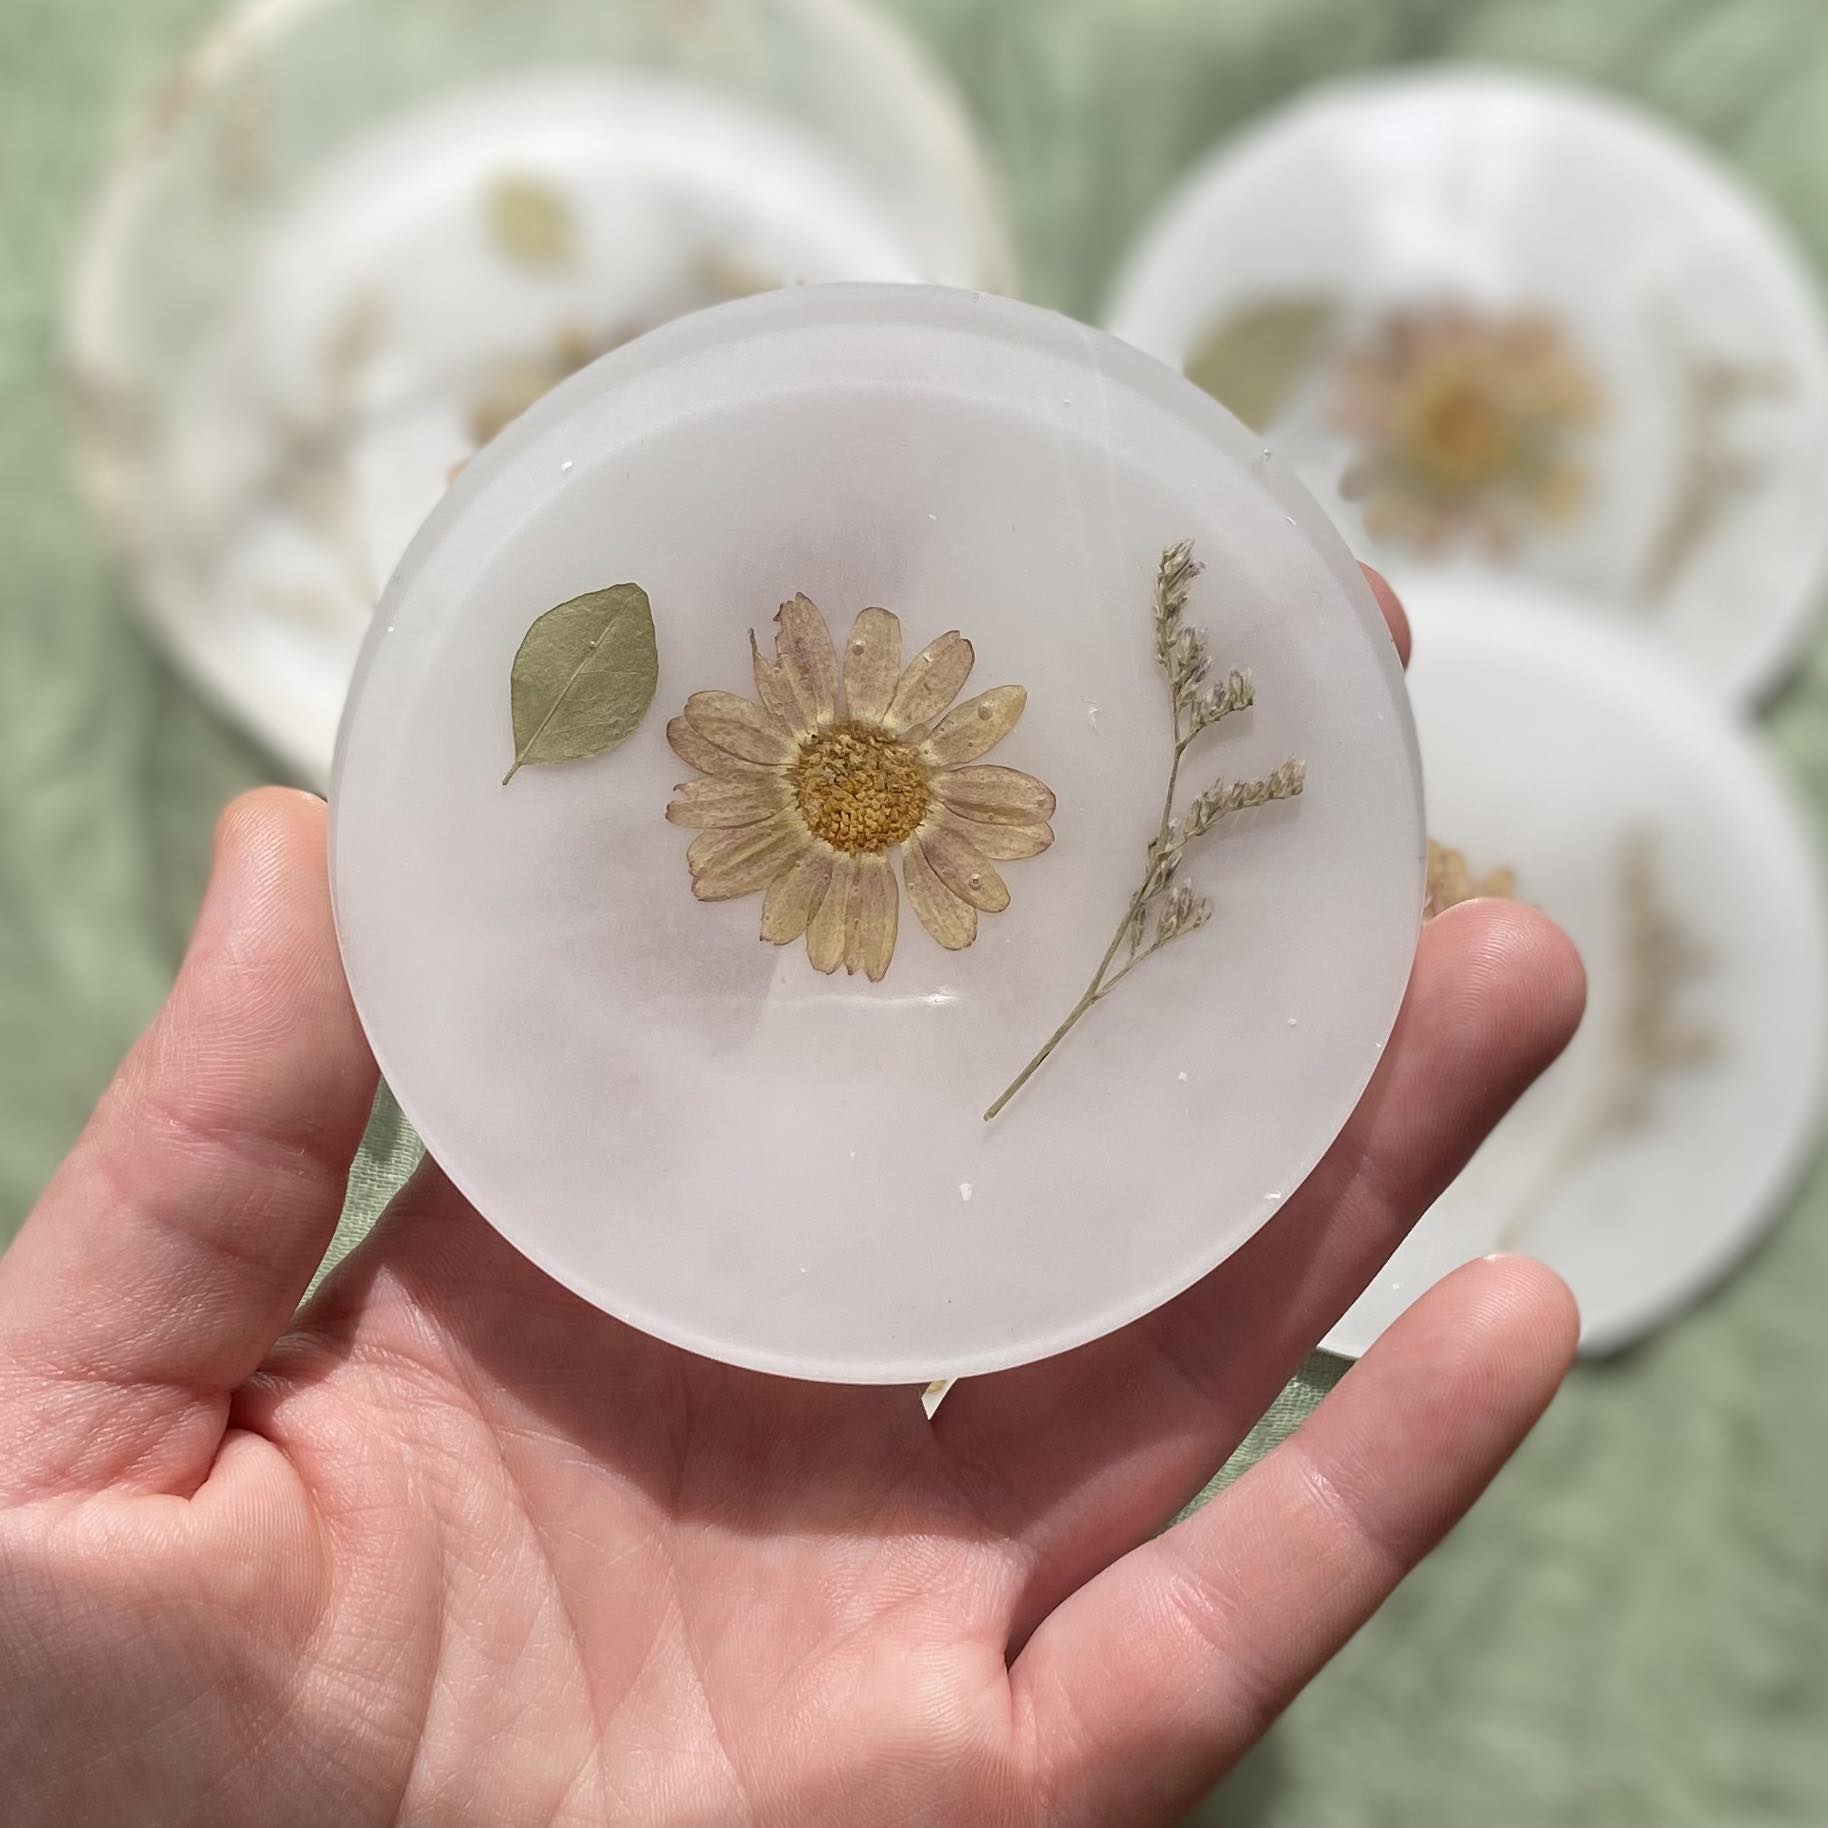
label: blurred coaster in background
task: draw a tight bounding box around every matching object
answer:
[67,0,1011,784]
[1326,575,1828,1359]
[1106,66,1828,706]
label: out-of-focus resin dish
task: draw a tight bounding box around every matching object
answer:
[1107,67,1828,706]
[1328,574,1828,1359]
[330,284,1424,1382]
[66,0,1013,783]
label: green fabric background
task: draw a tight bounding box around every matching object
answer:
[3,1,1825,1823]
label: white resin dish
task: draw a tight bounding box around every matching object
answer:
[68,0,1012,785]
[332,284,1424,1383]
[1326,575,1828,1360]
[1105,67,1828,706]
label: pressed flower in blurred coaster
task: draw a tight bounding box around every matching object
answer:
[1334,305,1603,556]
[1327,576,1826,1360]
[1173,293,1606,557]
[484,171,581,272]
[70,0,1012,785]
[1497,830,1718,1249]
[666,594,1053,982]
[459,253,780,461]
[1106,67,1828,706]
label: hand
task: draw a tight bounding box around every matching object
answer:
[0,579,1584,1827]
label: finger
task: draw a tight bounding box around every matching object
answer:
[1015,1255,1578,1825]
[1361,562,1411,666]
[0,790,376,1496]
[936,902,1582,1637]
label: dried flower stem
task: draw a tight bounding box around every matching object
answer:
[983,542,1303,1120]
[1639,352,1791,604]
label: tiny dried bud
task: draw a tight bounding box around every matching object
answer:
[1154,541,1204,668]
[1158,540,1201,605]
[1145,850,1180,897]
[1188,665,1257,732]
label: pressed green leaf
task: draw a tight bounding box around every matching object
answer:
[503,584,658,784]
[1183,298,1336,432]
[484,173,577,271]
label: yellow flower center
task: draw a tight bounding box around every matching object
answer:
[792,722,930,852]
[1404,362,1515,490]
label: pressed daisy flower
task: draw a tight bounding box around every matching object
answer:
[666,595,1055,981]
[1334,304,1603,554]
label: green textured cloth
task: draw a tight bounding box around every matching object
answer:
[3,1,1826,1823]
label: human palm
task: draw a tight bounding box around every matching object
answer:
[2,604,1584,1827]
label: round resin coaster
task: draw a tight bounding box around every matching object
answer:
[1106,67,1828,706]
[67,0,1011,783]
[1326,575,1828,1359]
[332,284,1423,1382]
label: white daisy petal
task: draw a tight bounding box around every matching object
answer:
[903,833,977,949]
[884,630,974,734]
[919,686,1027,768]
[932,765,1056,825]
[666,775,789,828]
[916,822,1009,913]
[775,593,839,730]
[842,606,901,726]
[687,815,806,900]
[667,716,782,779]
[750,632,810,734]
[845,851,899,981]
[931,806,1053,860]
[805,852,854,973]
[682,691,797,765]
[761,848,834,943]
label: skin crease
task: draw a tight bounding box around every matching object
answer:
[0,569,1585,1827]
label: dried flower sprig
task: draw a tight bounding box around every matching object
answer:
[266,292,389,605]
[1424,838,1517,919]
[1497,829,1718,1246]
[983,541,1305,1120]
[1638,351,1792,603]
[1593,830,1720,1122]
